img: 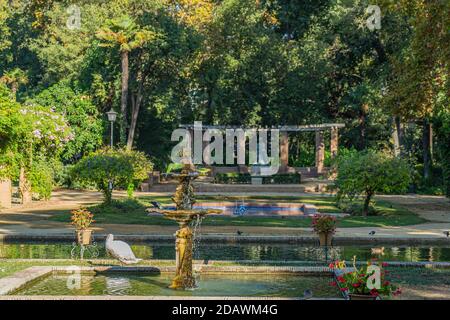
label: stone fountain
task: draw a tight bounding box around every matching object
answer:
[146,164,221,289]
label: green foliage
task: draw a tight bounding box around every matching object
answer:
[29,82,103,162]
[0,84,72,193]
[71,148,152,203]
[214,172,301,184]
[262,173,301,184]
[334,150,412,216]
[28,159,53,200]
[0,0,447,196]
[214,173,252,184]
[434,109,450,197]
[89,198,147,217]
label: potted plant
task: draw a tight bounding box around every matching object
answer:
[71,207,94,245]
[312,214,337,246]
[329,259,402,300]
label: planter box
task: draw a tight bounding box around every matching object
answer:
[76,229,93,245]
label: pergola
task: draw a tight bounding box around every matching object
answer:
[180,123,345,175]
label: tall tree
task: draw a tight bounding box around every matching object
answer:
[96,15,156,147]
[382,0,449,179]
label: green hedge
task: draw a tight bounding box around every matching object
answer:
[214,173,301,184]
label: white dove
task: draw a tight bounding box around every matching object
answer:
[105,234,142,265]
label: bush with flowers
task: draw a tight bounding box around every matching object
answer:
[312,214,337,234]
[329,258,402,298]
[0,85,73,200]
[71,207,94,230]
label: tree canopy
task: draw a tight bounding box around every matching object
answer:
[0,0,448,197]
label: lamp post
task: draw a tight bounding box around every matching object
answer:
[106,109,118,195]
[106,109,118,147]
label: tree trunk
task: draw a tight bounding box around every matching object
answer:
[362,192,373,217]
[392,117,402,157]
[120,50,130,145]
[359,104,369,150]
[19,167,32,205]
[126,89,143,150]
[422,119,432,180]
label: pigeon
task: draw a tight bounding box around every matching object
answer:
[106,234,142,265]
[303,289,313,300]
[369,230,376,236]
[236,230,243,236]
[443,231,450,238]
[150,201,162,209]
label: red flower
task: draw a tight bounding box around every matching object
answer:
[382,262,388,267]
[370,289,379,297]
[337,276,345,283]
[330,281,337,287]
[340,287,348,292]
[383,281,390,286]
[352,283,360,288]
[329,263,335,269]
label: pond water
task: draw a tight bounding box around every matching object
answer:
[1,242,450,262]
[159,202,308,216]
[12,272,338,297]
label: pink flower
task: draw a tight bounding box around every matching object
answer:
[393,288,402,296]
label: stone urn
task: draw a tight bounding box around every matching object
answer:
[318,232,333,246]
[76,229,93,245]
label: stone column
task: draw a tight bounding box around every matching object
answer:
[315,131,325,175]
[202,135,210,165]
[0,179,12,209]
[330,127,339,158]
[280,131,289,173]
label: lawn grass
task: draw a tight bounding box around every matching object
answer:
[48,195,426,228]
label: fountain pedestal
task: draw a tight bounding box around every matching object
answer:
[171,225,195,289]
[147,164,221,290]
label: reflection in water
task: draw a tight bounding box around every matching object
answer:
[0,242,449,262]
[14,273,338,297]
[105,277,132,295]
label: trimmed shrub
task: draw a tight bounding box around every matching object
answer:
[214,172,301,184]
[333,150,411,216]
[71,148,152,204]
